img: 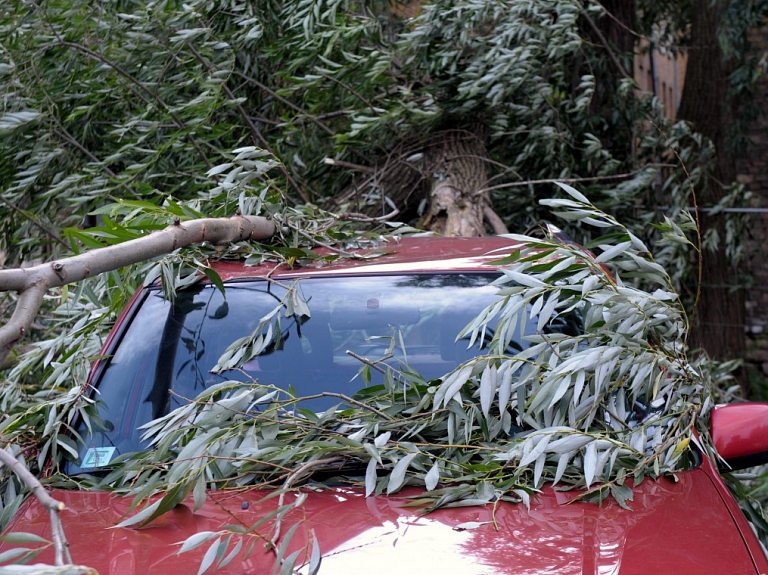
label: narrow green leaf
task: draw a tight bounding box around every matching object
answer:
[365,457,378,497]
[0,547,36,563]
[479,365,495,419]
[307,531,322,575]
[178,531,219,554]
[553,182,590,204]
[114,499,163,529]
[219,538,244,569]
[584,442,597,488]
[0,532,49,544]
[425,462,440,491]
[387,452,419,494]
[198,537,222,575]
[203,267,225,294]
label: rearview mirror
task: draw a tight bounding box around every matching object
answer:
[710,403,768,471]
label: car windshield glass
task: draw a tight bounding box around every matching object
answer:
[71,273,580,472]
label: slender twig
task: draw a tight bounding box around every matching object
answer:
[302,390,396,422]
[579,7,632,80]
[344,351,393,376]
[0,196,67,249]
[648,120,702,320]
[479,170,648,194]
[282,457,345,491]
[596,2,642,38]
[336,209,400,223]
[291,227,358,257]
[323,157,376,174]
[271,457,343,548]
[410,442,506,452]
[184,43,311,203]
[232,71,336,137]
[27,52,136,200]
[0,447,71,565]
[483,205,509,235]
[316,71,377,114]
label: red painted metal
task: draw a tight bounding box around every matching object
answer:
[4,457,765,574]
[208,236,525,281]
[711,402,768,461]
[3,236,768,573]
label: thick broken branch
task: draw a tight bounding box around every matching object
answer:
[0,215,275,366]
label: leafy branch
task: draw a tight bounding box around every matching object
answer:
[61,190,720,574]
[0,215,275,366]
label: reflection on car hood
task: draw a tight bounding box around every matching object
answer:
[2,467,759,575]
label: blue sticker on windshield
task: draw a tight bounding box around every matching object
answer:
[82,447,116,468]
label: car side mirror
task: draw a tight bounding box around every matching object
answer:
[710,403,768,471]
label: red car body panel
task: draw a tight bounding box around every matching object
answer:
[3,235,768,573]
[211,236,527,281]
[4,456,766,574]
[711,403,768,461]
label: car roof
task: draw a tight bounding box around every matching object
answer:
[211,235,525,281]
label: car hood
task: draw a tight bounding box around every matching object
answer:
[2,466,761,575]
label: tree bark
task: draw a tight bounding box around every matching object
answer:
[676,3,746,363]
[421,129,490,237]
[328,127,501,237]
[590,1,637,76]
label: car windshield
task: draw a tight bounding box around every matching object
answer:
[71,273,579,471]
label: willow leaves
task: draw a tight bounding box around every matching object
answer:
[104,193,718,572]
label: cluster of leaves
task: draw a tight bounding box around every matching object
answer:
[0,0,766,569]
[0,0,755,269]
[0,4,760,415]
[28,185,726,572]
[0,167,751,574]
[0,146,426,533]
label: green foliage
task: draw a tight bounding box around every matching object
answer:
[0,0,749,264]
[0,0,262,263]
[0,174,750,572]
[0,148,424,534]
[52,191,729,571]
[1,0,768,569]
[0,1,758,347]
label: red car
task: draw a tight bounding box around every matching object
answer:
[3,236,768,574]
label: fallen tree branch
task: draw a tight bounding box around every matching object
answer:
[336,210,401,223]
[0,215,275,367]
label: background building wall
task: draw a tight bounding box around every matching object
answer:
[634,39,686,119]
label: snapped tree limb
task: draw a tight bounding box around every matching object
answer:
[0,215,275,367]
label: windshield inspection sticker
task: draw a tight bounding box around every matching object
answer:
[82,447,116,468]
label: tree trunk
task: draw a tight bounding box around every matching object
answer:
[421,129,490,237]
[676,3,746,364]
[328,126,503,236]
[593,1,637,64]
